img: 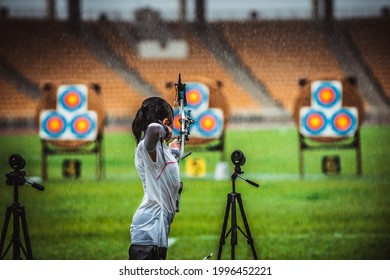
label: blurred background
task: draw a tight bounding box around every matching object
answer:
[0,0,390,129]
[0,0,389,260]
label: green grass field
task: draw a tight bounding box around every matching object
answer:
[0,124,389,260]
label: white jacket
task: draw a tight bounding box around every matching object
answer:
[130,123,181,248]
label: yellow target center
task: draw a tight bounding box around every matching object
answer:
[66,93,79,106]
[76,119,89,132]
[309,115,322,128]
[336,115,349,128]
[187,90,200,104]
[320,89,334,103]
[48,118,62,132]
[202,117,215,130]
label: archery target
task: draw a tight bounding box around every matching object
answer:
[185,83,209,112]
[311,81,342,110]
[40,111,67,139]
[300,108,327,136]
[40,111,97,140]
[39,84,98,141]
[171,81,225,140]
[295,78,363,141]
[331,108,358,136]
[58,85,87,113]
[194,109,224,138]
[70,112,97,140]
[172,108,184,136]
[300,108,358,137]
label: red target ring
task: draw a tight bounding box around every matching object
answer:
[331,109,357,135]
[41,112,67,138]
[318,88,336,105]
[200,115,217,132]
[301,110,327,135]
[64,91,81,109]
[187,89,202,107]
[47,117,65,133]
[172,108,182,135]
[58,87,86,112]
[71,114,96,139]
[185,83,209,111]
[313,83,340,108]
[196,110,223,137]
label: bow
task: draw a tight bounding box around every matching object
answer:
[174,73,195,212]
[175,73,195,161]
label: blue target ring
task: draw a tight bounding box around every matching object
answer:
[41,112,67,139]
[70,114,96,139]
[301,110,328,135]
[196,110,223,138]
[58,86,86,112]
[331,109,357,136]
[313,82,341,108]
[185,83,209,111]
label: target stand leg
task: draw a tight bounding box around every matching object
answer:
[355,130,362,176]
[41,140,50,181]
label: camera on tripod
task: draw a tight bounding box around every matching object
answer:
[5,154,44,191]
[217,149,259,260]
[6,154,27,186]
[9,153,26,170]
[231,150,246,166]
[1,154,44,260]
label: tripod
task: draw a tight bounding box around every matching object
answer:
[0,154,44,260]
[217,164,259,260]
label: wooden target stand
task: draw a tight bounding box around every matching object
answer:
[37,83,105,181]
[293,77,365,177]
[40,136,104,181]
[297,130,362,177]
[165,77,230,168]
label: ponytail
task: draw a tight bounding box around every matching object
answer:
[132,97,174,145]
[132,106,147,144]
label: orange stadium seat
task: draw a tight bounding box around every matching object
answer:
[343,18,390,102]
[218,20,345,114]
[0,19,145,123]
[0,18,389,128]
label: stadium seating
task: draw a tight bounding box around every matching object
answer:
[0,17,389,128]
[218,20,345,114]
[0,76,36,120]
[0,19,146,124]
[343,18,390,102]
[89,21,261,115]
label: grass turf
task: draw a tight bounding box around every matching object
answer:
[0,124,389,259]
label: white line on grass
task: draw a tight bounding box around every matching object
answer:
[169,232,390,247]
[168,237,177,248]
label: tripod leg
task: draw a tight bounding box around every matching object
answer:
[237,194,258,260]
[217,193,231,260]
[0,206,13,259]
[12,206,21,260]
[19,206,33,260]
[231,193,237,260]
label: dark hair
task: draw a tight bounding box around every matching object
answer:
[132,97,174,144]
